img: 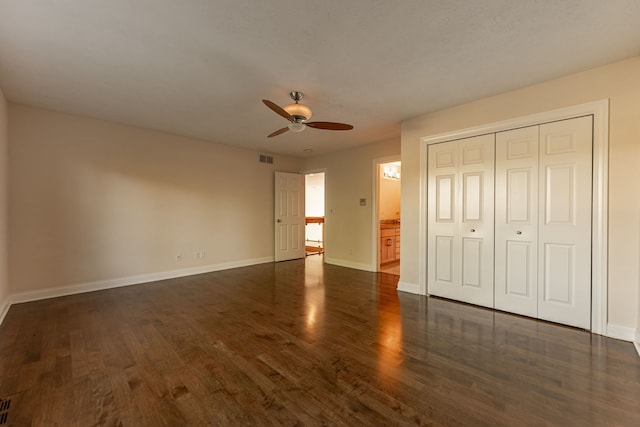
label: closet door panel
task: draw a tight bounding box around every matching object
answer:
[544,164,575,224]
[462,237,482,287]
[436,175,455,221]
[495,126,539,317]
[458,135,495,308]
[428,141,460,300]
[463,173,483,221]
[505,241,534,296]
[435,236,455,283]
[543,243,575,304]
[538,116,592,329]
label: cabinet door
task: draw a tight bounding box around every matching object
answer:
[537,116,592,329]
[427,134,495,308]
[380,235,395,264]
[495,126,539,317]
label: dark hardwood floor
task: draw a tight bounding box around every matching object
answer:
[1,257,639,426]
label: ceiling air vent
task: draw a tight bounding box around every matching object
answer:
[259,154,274,164]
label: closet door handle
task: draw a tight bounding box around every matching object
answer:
[470,229,476,233]
[516,231,522,235]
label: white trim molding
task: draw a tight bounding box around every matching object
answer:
[605,323,637,342]
[397,281,420,294]
[324,257,376,273]
[635,329,640,358]
[418,100,609,336]
[0,295,10,325]
[7,257,274,307]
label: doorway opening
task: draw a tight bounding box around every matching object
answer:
[305,172,325,257]
[377,161,401,275]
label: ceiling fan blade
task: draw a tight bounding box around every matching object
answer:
[305,121,354,131]
[267,127,289,138]
[262,99,293,121]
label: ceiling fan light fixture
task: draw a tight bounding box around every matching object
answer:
[263,91,352,138]
[283,103,312,120]
[288,122,306,132]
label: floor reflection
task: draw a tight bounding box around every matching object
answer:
[377,277,403,382]
[303,255,325,340]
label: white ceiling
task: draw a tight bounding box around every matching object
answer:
[1,1,640,158]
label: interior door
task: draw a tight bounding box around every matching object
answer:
[274,171,305,262]
[537,116,592,329]
[494,125,539,317]
[427,134,495,308]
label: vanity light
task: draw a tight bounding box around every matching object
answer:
[383,165,400,180]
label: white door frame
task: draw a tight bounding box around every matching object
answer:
[418,99,609,335]
[372,156,401,271]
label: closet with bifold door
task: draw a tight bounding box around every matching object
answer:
[427,115,593,329]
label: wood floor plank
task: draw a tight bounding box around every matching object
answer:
[1,256,639,426]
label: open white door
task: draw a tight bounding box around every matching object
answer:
[275,171,305,262]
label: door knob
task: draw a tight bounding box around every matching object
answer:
[470,229,476,232]
[516,231,522,235]
[277,219,282,223]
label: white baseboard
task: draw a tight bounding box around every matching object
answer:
[397,280,420,294]
[606,323,636,342]
[324,257,376,272]
[8,256,274,307]
[0,294,10,326]
[634,329,640,358]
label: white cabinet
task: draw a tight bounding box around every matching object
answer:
[428,116,593,329]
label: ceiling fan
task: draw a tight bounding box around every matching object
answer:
[262,91,354,138]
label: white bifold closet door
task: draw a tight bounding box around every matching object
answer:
[494,116,593,329]
[537,117,593,329]
[494,125,540,317]
[427,134,495,308]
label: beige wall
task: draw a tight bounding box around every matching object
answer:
[8,104,301,295]
[303,138,400,270]
[401,56,640,332]
[0,87,8,312]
